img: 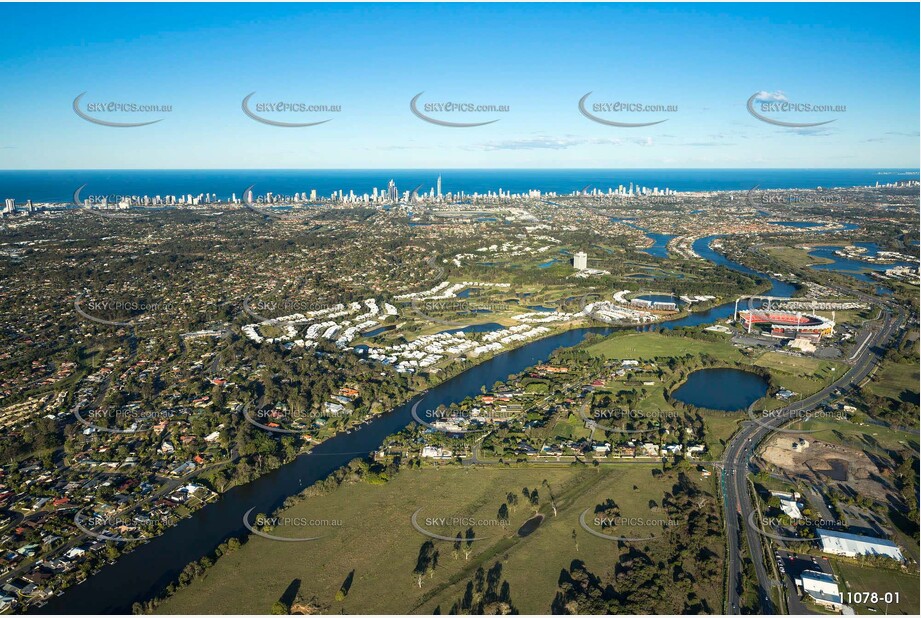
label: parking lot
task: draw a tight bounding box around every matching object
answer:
[775,549,835,614]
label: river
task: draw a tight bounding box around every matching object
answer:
[38,327,614,613]
[38,235,795,613]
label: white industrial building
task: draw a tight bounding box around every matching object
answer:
[817,529,904,561]
[797,570,843,609]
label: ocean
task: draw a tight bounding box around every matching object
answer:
[0,168,917,203]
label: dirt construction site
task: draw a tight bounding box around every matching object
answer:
[758,434,894,502]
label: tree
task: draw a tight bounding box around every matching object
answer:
[463,528,476,560]
[453,532,462,560]
[412,541,439,587]
[271,600,289,614]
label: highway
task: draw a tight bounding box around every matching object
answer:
[723,300,905,614]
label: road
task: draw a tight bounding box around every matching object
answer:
[723,300,904,614]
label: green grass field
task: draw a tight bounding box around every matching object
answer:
[583,333,855,456]
[155,466,722,615]
[585,332,744,363]
[868,362,920,402]
[832,560,920,615]
[585,333,750,456]
[786,416,919,456]
[753,351,845,403]
[764,245,832,268]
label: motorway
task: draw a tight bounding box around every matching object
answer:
[723,300,906,614]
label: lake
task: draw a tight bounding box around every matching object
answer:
[672,368,769,411]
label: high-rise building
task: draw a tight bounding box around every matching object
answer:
[3,198,15,213]
[573,251,588,270]
[436,175,442,199]
[388,179,398,202]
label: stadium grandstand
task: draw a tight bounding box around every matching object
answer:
[736,309,835,339]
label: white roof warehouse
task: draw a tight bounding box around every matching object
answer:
[797,570,843,609]
[817,529,904,561]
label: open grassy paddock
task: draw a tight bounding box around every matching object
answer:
[156,465,722,615]
[832,560,920,615]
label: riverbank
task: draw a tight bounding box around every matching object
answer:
[35,225,829,613]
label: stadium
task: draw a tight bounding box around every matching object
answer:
[736,309,835,339]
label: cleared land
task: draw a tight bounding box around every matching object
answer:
[753,351,845,404]
[156,465,722,615]
[585,332,743,363]
[867,362,920,402]
[764,245,832,269]
[832,560,920,615]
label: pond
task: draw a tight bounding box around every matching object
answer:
[517,514,545,537]
[362,325,394,338]
[671,368,769,411]
[438,322,504,335]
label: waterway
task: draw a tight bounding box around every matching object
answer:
[39,233,808,612]
[609,217,675,259]
[643,235,795,330]
[807,242,916,283]
[39,326,613,614]
[672,368,769,411]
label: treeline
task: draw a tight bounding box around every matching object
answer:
[130,455,399,614]
[551,471,723,614]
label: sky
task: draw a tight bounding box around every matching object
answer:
[0,2,918,169]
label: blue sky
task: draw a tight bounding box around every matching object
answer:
[0,2,917,169]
